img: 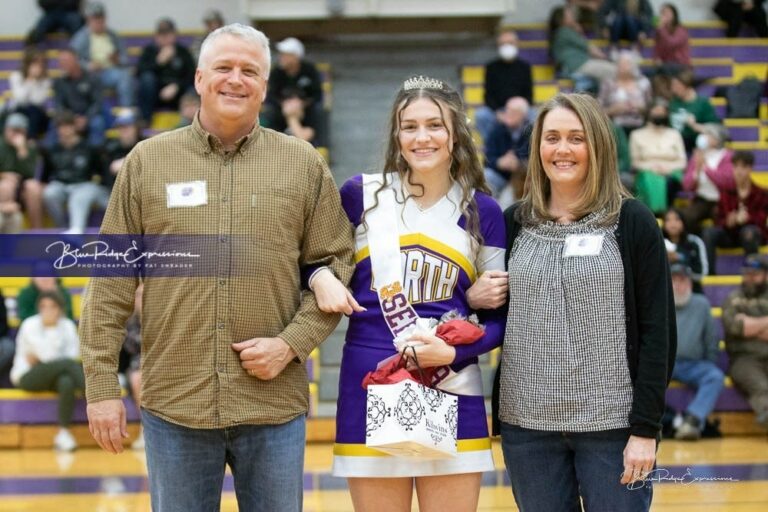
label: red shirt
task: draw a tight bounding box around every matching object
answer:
[716,184,768,238]
[654,25,690,66]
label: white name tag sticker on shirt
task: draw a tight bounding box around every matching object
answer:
[166,181,207,208]
[563,234,604,257]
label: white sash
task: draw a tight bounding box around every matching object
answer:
[362,174,483,396]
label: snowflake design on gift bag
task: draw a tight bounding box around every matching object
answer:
[422,386,444,412]
[445,402,458,437]
[395,382,424,431]
[366,392,390,436]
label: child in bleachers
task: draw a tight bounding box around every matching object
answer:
[702,150,768,274]
[669,69,720,154]
[10,290,83,451]
[654,3,690,72]
[663,208,709,293]
[7,49,52,139]
[102,109,142,194]
[175,92,200,128]
[681,123,734,233]
[17,276,74,322]
[0,113,45,229]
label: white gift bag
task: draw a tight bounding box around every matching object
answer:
[365,379,458,459]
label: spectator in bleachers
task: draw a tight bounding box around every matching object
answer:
[654,3,691,71]
[281,89,318,144]
[10,290,83,451]
[0,113,45,229]
[101,109,142,194]
[7,49,52,139]
[0,288,13,384]
[702,150,768,274]
[681,123,735,233]
[548,6,617,92]
[174,91,200,128]
[721,254,768,430]
[17,276,74,323]
[190,9,225,61]
[630,101,687,214]
[714,0,768,38]
[41,112,106,234]
[484,96,532,204]
[599,51,652,137]
[670,262,724,440]
[70,2,133,108]
[136,18,195,124]
[567,0,603,33]
[53,48,106,145]
[669,69,720,154]
[663,208,709,293]
[26,0,83,47]
[613,119,634,191]
[263,38,324,143]
[474,28,533,143]
[121,283,143,450]
[598,0,654,55]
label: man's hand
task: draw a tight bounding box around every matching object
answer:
[497,151,519,172]
[620,435,656,485]
[466,270,509,310]
[311,268,365,315]
[87,398,128,454]
[232,337,296,380]
[159,83,179,101]
[156,45,175,65]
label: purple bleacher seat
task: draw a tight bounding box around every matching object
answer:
[715,255,751,275]
[704,283,739,306]
[666,386,752,412]
[727,126,760,141]
[0,395,141,424]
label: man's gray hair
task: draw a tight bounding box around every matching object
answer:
[198,23,271,78]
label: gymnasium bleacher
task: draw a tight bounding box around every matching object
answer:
[2,18,768,449]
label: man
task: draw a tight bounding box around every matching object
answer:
[53,48,106,145]
[190,9,225,60]
[136,18,195,123]
[475,29,533,143]
[702,150,768,274]
[0,113,44,229]
[26,0,83,46]
[69,1,134,107]
[100,109,141,194]
[670,263,724,440]
[721,255,768,429]
[263,37,324,145]
[41,112,104,234]
[483,96,532,205]
[79,24,354,512]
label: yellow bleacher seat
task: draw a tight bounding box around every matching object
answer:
[732,63,768,83]
[463,86,484,106]
[753,173,768,188]
[150,111,182,131]
[461,66,484,85]
[317,147,329,163]
[533,84,559,105]
[532,65,555,82]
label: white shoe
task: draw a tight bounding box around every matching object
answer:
[53,428,77,451]
[131,429,145,450]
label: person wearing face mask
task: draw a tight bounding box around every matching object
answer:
[680,123,735,234]
[721,255,768,430]
[629,101,687,214]
[475,29,533,143]
[669,263,723,441]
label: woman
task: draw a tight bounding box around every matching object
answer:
[654,3,690,70]
[493,93,675,511]
[663,208,708,292]
[310,76,506,511]
[7,49,52,139]
[599,51,652,136]
[10,291,84,451]
[548,6,617,90]
[681,123,735,233]
[629,101,687,214]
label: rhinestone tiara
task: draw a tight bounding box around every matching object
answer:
[403,75,444,91]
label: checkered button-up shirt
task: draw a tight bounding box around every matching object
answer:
[79,117,354,428]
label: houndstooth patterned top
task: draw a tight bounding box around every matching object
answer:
[498,209,633,432]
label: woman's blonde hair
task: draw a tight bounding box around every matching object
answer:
[517,92,630,225]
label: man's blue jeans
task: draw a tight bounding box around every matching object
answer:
[143,410,305,512]
[500,423,652,512]
[671,359,725,424]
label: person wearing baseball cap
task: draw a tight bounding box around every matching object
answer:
[0,112,44,229]
[722,254,768,429]
[262,37,324,145]
[669,263,724,440]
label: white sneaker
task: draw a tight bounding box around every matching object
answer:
[54,428,77,451]
[131,429,145,450]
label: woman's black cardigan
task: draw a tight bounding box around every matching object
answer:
[491,199,677,439]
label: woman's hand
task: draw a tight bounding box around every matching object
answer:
[311,269,365,315]
[466,270,508,310]
[620,435,657,485]
[402,333,456,369]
